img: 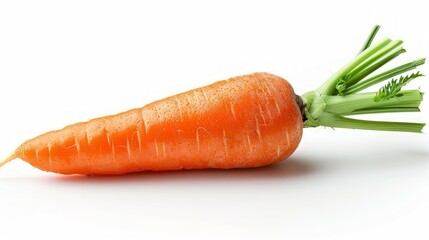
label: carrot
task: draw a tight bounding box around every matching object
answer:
[1,25,426,175]
[1,73,303,174]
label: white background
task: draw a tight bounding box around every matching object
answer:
[1,1,428,239]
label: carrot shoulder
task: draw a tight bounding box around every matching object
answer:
[1,72,303,175]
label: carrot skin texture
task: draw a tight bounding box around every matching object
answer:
[14,72,303,175]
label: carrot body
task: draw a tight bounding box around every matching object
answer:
[7,72,303,175]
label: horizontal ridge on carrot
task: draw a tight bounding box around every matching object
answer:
[1,25,426,175]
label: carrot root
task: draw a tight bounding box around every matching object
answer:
[0,153,16,168]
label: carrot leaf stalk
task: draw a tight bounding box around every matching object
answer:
[358,25,381,54]
[302,25,426,133]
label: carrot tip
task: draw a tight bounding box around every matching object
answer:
[0,153,16,168]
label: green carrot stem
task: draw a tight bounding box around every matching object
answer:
[323,90,423,115]
[358,25,381,54]
[317,112,425,133]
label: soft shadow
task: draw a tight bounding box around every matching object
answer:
[322,148,428,167]
[294,144,429,173]
[51,158,315,184]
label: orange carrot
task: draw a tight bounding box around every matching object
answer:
[1,73,303,175]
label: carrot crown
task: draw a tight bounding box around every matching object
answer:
[301,25,425,133]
